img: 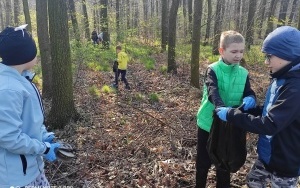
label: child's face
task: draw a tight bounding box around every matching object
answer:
[219,42,244,64]
[264,54,290,73]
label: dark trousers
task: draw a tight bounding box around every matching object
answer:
[196,127,230,188]
[115,69,129,86]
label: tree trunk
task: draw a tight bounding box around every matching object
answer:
[212,0,223,55]
[265,0,279,37]
[167,0,180,74]
[245,0,256,50]
[161,0,168,52]
[187,0,193,40]
[190,0,203,88]
[36,0,52,99]
[204,0,212,46]
[5,0,12,26]
[277,0,290,27]
[0,2,4,30]
[82,0,90,40]
[67,0,80,41]
[22,0,32,34]
[48,0,77,129]
[257,0,267,39]
[234,0,241,31]
[116,0,121,42]
[14,0,20,25]
[288,0,299,24]
[100,0,110,49]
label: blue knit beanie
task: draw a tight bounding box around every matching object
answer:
[0,24,37,65]
[262,26,300,62]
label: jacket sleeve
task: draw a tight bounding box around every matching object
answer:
[227,83,300,135]
[243,75,256,98]
[0,90,46,155]
[206,67,225,108]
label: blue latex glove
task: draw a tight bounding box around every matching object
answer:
[44,132,55,143]
[44,142,60,162]
[216,107,231,121]
[243,96,256,111]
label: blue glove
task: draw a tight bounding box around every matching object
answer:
[243,96,256,111]
[44,142,60,162]
[44,132,55,143]
[216,107,231,121]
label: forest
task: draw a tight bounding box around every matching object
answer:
[0,0,300,187]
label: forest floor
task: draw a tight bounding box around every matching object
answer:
[44,52,296,188]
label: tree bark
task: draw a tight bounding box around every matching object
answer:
[82,0,90,40]
[190,0,203,88]
[5,0,12,26]
[0,2,4,30]
[257,0,267,38]
[48,0,77,129]
[22,0,32,33]
[245,0,256,50]
[67,0,80,41]
[204,0,212,46]
[212,0,223,55]
[100,0,110,49]
[167,0,180,74]
[36,0,52,99]
[277,0,290,27]
[265,0,279,37]
[14,0,20,25]
[288,0,299,24]
[161,0,168,52]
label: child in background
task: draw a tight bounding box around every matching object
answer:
[196,30,256,187]
[113,45,130,90]
[0,25,60,187]
[216,26,300,188]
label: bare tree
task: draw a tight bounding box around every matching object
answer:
[265,0,279,37]
[288,0,299,24]
[36,0,52,98]
[67,0,80,41]
[161,0,168,51]
[0,2,4,30]
[82,0,90,40]
[48,0,78,129]
[245,0,257,50]
[100,0,110,49]
[277,0,290,27]
[204,0,212,46]
[190,0,203,88]
[13,0,20,25]
[5,0,12,26]
[212,0,223,55]
[257,0,267,39]
[22,0,31,33]
[167,0,180,74]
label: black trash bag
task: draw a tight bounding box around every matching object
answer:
[113,60,118,72]
[207,106,247,173]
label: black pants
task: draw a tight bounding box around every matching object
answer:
[115,69,129,86]
[196,127,230,188]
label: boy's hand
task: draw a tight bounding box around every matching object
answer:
[243,96,256,111]
[216,107,231,121]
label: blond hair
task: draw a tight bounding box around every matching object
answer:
[219,30,244,49]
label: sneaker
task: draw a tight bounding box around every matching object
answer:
[111,84,118,89]
[125,85,131,90]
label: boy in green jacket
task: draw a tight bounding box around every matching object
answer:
[196,30,256,187]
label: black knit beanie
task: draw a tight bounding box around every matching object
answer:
[0,24,37,65]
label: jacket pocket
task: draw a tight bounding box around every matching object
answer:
[19,155,27,175]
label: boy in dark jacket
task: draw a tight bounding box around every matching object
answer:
[217,26,300,187]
